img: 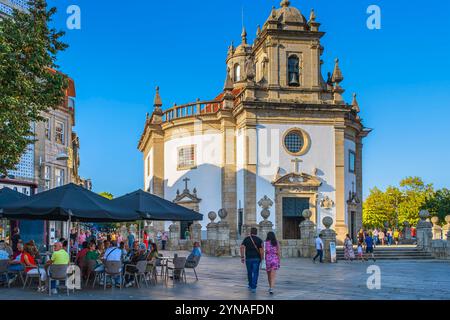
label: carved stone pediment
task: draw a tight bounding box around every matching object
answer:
[272,172,322,189]
[174,188,201,204]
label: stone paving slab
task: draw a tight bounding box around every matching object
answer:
[0,252,449,300]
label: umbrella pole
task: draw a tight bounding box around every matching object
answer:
[67,211,72,260]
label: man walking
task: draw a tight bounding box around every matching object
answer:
[365,232,376,261]
[313,234,324,263]
[240,228,263,293]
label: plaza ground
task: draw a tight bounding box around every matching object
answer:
[0,252,449,300]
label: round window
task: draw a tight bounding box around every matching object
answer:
[284,130,305,154]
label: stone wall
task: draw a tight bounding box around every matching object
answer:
[417,211,450,260]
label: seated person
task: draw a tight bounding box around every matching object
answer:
[97,241,122,287]
[75,241,89,267]
[8,242,24,272]
[147,243,159,262]
[125,241,139,262]
[45,241,70,295]
[124,243,148,287]
[0,241,11,285]
[85,242,101,276]
[119,242,127,262]
[186,241,202,267]
[21,243,47,292]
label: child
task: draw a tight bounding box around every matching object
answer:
[357,242,365,262]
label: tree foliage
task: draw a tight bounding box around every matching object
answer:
[363,177,435,228]
[424,188,450,224]
[0,0,68,174]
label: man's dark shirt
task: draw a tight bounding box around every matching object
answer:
[241,235,263,260]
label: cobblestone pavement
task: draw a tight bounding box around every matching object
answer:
[1,252,449,300]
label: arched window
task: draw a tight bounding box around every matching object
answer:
[234,64,241,82]
[288,55,300,86]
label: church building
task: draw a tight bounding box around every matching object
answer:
[138,0,371,244]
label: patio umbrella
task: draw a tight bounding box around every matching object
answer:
[0,188,27,238]
[0,187,28,206]
[112,189,203,221]
[0,183,141,222]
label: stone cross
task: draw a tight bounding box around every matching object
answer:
[183,177,190,192]
[291,158,303,173]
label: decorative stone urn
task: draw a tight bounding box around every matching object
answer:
[319,216,337,263]
[443,215,450,240]
[258,195,274,241]
[207,211,218,241]
[431,216,443,240]
[416,210,432,251]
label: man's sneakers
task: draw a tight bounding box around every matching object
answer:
[51,288,58,295]
[312,259,316,264]
[125,280,135,288]
[251,288,256,293]
[8,275,17,286]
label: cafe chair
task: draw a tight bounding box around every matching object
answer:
[123,260,148,288]
[103,261,122,290]
[47,264,70,296]
[165,256,187,286]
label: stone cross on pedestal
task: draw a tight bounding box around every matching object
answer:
[183,177,190,192]
[291,158,303,173]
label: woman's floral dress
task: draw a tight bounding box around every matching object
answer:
[344,238,355,260]
[265,241,280,272]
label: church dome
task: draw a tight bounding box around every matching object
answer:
[265,0,308,30]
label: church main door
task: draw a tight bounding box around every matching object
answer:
[282,197,308,239]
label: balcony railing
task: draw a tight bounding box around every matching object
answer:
[161,98,224,123]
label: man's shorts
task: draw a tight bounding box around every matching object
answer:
[366,247,374,254]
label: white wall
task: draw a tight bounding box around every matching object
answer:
[144,147,153,192]
[164,133,223,230]
[255,123,336,231]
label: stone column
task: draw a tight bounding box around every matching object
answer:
[334,124,347,244]
[168,222,180,250]
[221,117,237,240]
[216,209,231,256]
[299,209,316,258]
[431,216,443,240]
[416,210,433,252]
[206,211,218,241]
[243,122,257,227]
[191,222,202,243]
[319,216,337,263]
[258,196,274,242]
[441,215,450,240]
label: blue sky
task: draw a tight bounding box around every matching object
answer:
[47,0,450,198]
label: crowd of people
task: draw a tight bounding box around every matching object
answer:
[0,226,201,292]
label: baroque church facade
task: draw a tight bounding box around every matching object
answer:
[138,0,371,244]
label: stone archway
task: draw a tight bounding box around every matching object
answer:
[272,172,321,240]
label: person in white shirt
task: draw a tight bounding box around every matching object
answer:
[313,234,324,263]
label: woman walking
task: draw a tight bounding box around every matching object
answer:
[344,234,355,261]
[264,232,280,295]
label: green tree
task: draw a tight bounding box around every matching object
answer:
[397,177,434,226]
[0,0,68,174]
[425,188,450,224]
[363,187,392,228]
[363,177,435,229]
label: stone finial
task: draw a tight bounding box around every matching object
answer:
[351,93,360,113]
[322,216,333,229]
[227,41,235,56]
[302,209,312,220]
[309,8,316,22]
[208,211,217,223]
[256,25,261,38]
[332,58,344,84]
[218,208,228,220]
[223,71,234,92]
[258,195,273,221]
[419,210,430,221]
[280,0,290,8]
[153,86,162,107]
[445,215,450,225]
[271,6,277,19]
[241,27,247,45]
[431,216,439,225]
